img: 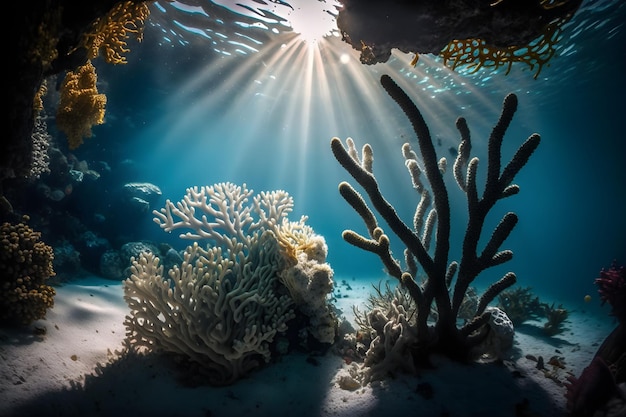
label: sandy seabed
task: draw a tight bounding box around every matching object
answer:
[0,276,615,417]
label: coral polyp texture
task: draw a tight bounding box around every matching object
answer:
[124,182,336,385]
[439,25,560,80]
[82,0,151,64]
[331,74,540,381]
[0,216,56,325]
[55,61,107,150]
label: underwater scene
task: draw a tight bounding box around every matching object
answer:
[2,0,625,416]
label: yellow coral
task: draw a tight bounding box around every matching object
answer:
[440,21,563,79]
[56,61,107,149]
[274,217,322,266]
[439,0,577,78]
[0,216,56,326]
[33,80,48,114]
[83,0,151,64]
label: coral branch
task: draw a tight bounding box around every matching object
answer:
[333,74,540,371]
[380,74,450,274]
[338,181,378,237]
[126,183,337,384]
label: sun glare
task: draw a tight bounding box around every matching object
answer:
[146,28,401,208]
[285,0,341,44]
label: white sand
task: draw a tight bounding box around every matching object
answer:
[0,276,615,417]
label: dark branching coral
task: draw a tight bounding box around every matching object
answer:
[0,216,56,325]
[331,74,540,365]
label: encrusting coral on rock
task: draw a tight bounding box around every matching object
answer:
[123,182,336,385]
[331,74,540,383]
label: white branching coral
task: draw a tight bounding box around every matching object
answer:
[124,232,294,385]
[153,182,294,253]
[125,182,336,384]
[362,302,419,383]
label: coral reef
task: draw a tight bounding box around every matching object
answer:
[124,182,336,385]
[55,1,151,149]
[54,0,151,149]
[331,74,540,380]
[56,61,107,150]
[6,0,152,186]
[0,216,56,325]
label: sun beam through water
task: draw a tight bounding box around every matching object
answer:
[138,0,551,223]
[142,0,425,212]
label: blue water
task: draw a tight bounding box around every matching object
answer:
[59,0,625,316]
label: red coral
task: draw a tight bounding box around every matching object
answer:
[595,261,626,322]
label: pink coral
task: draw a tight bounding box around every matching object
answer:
[595,261,626,322]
